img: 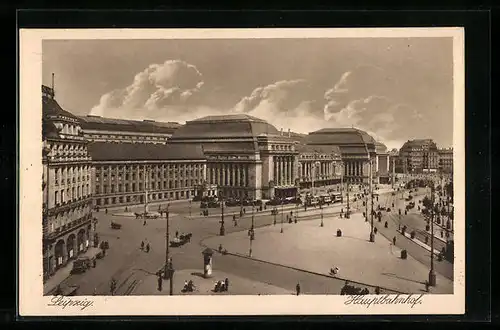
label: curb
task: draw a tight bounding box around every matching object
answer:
[198,241,405,294]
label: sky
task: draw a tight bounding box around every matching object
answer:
[42,37,454,149]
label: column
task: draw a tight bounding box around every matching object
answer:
[280,157,284,186]
[242,164,246,187]
[286,157,289,185]
[236,164,240,187]
[284,157,288,186]
[225,164,229,186]
[245,165,249,187]
[285,157,289,185]
[218,165,222,186]
[231,164,235,187]
[275,158,279,185]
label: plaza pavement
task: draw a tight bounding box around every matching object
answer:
[133,268,290,295]
[202,210,453,294]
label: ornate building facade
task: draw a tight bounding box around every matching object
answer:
[296,144,343,191]
[303,128,378,184]
[375,141,390,184]
[168,115,299,200]
[88,143,207,208]
[42,86,94,281]
[399,139,439,173]
[438,148,453,173]
[79,115,181,144]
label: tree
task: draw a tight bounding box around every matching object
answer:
[422,196,432,210]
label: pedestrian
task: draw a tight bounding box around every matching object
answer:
[296,283,301,296]
[105,208,108,214]
[143,220,147,226]
[146,243,150,253]
[140,241,144,250]
[225,277,229,291]
[393,236,396,245]
[175,231,179,238]
[93,288,97,296]
[243,208,246,214]
[375,286,381,295]
[93,258,97,268]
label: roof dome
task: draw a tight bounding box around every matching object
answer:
[170,114,280,140]
[375,141,388,153]
[306,127,377,146]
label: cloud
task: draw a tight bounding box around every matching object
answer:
[323,65,428,145]
[90,60,209,120]
[232,79,327,132]
[90,60,430,148]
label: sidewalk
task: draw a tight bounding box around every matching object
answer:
[400,231,441,255]
[202,211,453,294]
[132,268,290,295]
[43,247,102,295]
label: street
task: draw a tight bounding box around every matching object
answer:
[52,185,453,295]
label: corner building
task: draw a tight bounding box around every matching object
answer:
[399,139,439,174]
[42,86,94,281]
[168,115,298,200]
[304,128,377,184]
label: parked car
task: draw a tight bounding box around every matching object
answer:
[71,256,95,274]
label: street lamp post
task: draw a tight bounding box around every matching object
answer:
[219,193,225,236]
[428,184,437,286]
[320,201,324,227]
[164,209,170,281]
[346,180,350,219]
[280,201,284,233]
[365,188,368,222]
[251,204,255,231]
[340,161,344,203]
[295,181,299,224]
[144,165,150,214]
[249,205,255,257]
[189,199,192,218]
[369,159,375,242]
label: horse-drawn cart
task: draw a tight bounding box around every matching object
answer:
[110,222,122,229]
[170,233,192,247]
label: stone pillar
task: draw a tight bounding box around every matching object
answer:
[246,165,249,187]
[285,157,289,185]
[275,157,278,185]
[218,165,222,186]
[231,164,235,187]
[280,157,283,186]
[284,157,288,186]
[236,164,240,187]
[289,158,292,185]
[242,164,247,187]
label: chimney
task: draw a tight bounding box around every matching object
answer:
[288,128,291,137]
[280,128,283,136]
